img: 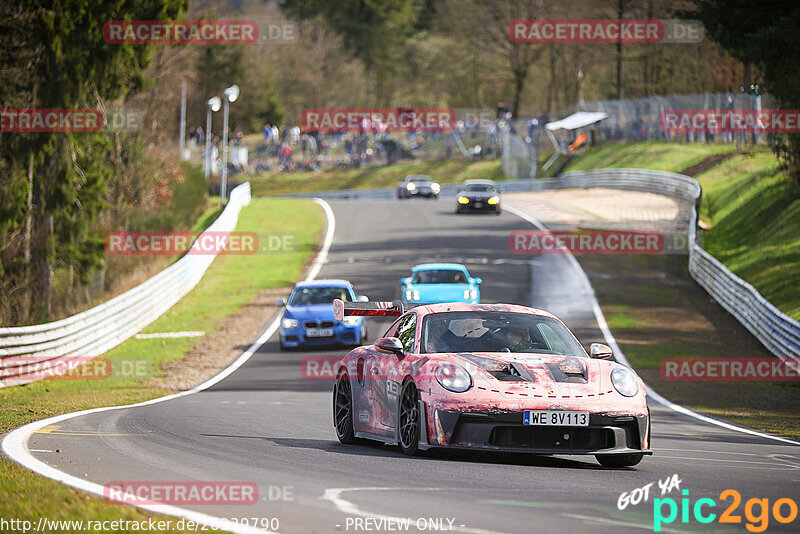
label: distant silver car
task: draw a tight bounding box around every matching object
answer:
[397,175,440,199]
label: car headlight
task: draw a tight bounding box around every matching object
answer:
[281,317,298,329]
[611,367,639,397]
[463,289,478,300]
[435,363,472,392]
[487,196,500,205]
[407,182,416,190]
[457,196,470,205]
[342,316,360,326]
[405,289,420,301]
[431,183,440,192]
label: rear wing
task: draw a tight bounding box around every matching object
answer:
[333,299,404,321]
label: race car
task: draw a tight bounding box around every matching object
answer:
[277,280,368,350]
[400,263,481,305]
[397,174,440,199]
[332,300,651,467]
[455,179,502,214]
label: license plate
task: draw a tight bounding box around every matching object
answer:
[523,410,589,426]
[306,328,334,337]
[474,202,483,208]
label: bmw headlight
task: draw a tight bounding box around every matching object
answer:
[431,182,440,192]
[487,196,500,205]
[281,317,298,329]
[611,367,639,397]
[435,363,472,392]
[407,182,416,191]
[457,196,470,205]
[342,316,360,326]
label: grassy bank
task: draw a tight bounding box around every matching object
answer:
[564,141,800,437]
[1,197,323,531]
[249,158,504,196]
[566,141,737,173]
[567,141,800,319]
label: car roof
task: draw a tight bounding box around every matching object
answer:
[293,279,353,289]
[413,302,556,319]
[411,263,469,272]
[463,179,497,186]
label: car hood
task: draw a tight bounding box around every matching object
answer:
[285,303,336,320]
[449,352,610,394]
[409,283,472,301]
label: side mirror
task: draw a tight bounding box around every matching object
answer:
[357,295,369,302]
[375,337,404,357]
[275,298,287,307]
[400,277,410,286]
[589,343,613,360]
[474,277,483,285]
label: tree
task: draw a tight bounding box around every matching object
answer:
[280,0,420,104]
[683,0,800,181]
[0,0,187,323]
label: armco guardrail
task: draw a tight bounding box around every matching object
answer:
[0,182,252,387]
[279,168,799,367]
[546,168,799,367]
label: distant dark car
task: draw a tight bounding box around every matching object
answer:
[397,175,440,199]
[455,179,502,214]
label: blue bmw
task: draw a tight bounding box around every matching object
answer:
[277,280,368,350]
[400,263,482,305]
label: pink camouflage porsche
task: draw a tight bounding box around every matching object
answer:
[332,300,651,467]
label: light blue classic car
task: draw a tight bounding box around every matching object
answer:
[400,263,482,305]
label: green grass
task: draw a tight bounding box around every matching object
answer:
[697,154,800,319]
[249,159,504,196]
[567,141,737,173]
[0,197,323,531]
[568,141,800,320]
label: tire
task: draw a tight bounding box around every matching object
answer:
[334,375,360,444]
[596,453,643,468]
[398,381,422,455]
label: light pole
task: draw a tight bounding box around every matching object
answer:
[220,84,240,207]
[179,81,187,159]
[204,96,221,180]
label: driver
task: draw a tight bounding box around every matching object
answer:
[505,323,538,352]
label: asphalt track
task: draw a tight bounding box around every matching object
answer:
[13,199,800,533]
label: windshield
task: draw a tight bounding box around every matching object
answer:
[407,176,431,184]
[421,311,586,355]
[289,287,351,306]
[413,270,467,284]
[465,185,496,193]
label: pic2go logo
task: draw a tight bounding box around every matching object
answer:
[654,489,798,532]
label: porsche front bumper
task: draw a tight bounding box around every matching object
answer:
[420,405,651,456]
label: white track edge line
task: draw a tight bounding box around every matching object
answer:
[504,204,800,447]
[1,198,337,533]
